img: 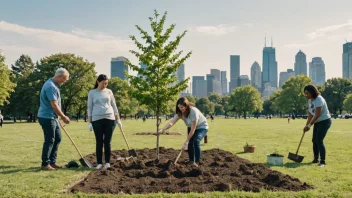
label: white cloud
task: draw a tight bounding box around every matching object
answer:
[0,21,136,76]
[188,24,236,36]
[244,23,254,27]
[306,20,352,40]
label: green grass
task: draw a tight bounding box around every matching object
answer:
[0,118,351,198]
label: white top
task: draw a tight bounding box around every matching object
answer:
[173,107,208,129]
[87,88,119,122]
[308,95,331,123]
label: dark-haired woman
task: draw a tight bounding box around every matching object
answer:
[303,84,331,167]
[87,74,122,169]
[158,97,208,167]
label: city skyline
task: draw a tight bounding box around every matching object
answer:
[1,1,352,81]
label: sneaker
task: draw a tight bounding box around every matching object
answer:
[311,159,319,163]
[104,163,111,169]
[50,163,63,169]
[318,163,326,167]
[41,165,56,171]
[96,164,103,169]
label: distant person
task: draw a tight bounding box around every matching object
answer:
[288,115,291,123]
[158,97,208,167]
[210,114,214,122]
[87,74,122,170]
[303,84,331,167]
[38,68,71,171]
[0,113,3,127]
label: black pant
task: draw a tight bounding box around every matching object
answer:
[38,118,62,166]
[312,119,331,163]
[0,119,3,127]
[92,119,116,164]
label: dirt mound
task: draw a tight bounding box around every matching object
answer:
[71,148,312,194]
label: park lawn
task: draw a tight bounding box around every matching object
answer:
[0,118,351,198]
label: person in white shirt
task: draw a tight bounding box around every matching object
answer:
[303,84,331,167]
[0,113,3,127]
[87,74,122,169]
[158,97,208,167]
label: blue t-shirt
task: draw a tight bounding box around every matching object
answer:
[38,78,61,119]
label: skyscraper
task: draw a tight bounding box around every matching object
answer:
[262,40,278,88]
[294,50,307,76]
[192,76,207,98]
[210,69,221,81]
[251,61,261,91]
[206,74,222,95]
[237,75,250,86]
[279,69,295,87]
[221,71,228,95]
[343,42,352,79]
[177,64,185,83]
[111,56,128,79]
[309,57,326,85]
[230,55,240,92]
[137,63,148,79]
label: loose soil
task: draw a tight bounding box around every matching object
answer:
[135,132,183,135]
[71,148,312,194]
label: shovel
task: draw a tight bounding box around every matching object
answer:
[174,149,183,165]
[58,120,93,168]
[118,126,138,161]
[288,131,305,163]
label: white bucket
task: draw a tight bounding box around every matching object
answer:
[267,154,284,166]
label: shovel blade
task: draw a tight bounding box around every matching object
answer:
[79,158,93,168]
[128,149,138,157]
[288,152,304,163]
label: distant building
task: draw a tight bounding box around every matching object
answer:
[111,56,128,79]
[294,50,307,76]
[262,82,278,100]
[309,57,326,85]
[262,39,278,88]
[343,42,352,79]
[251,61,261,91]
[279,69,295,87]
[207,74,222,96]
[192,76,207,98]
[230,55,240,92]
[221,71,228,95]
[237,75,250,87]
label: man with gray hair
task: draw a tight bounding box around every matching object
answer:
[38,67,71,171]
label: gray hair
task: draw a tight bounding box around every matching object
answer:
[54,68,69,77]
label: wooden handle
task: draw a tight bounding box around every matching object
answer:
[295,131,306,155]
[119,126,131,150]
[57,120,85,159]
[174,149,183,165]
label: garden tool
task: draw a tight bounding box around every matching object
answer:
[58,120,93,168]
[288,131,305,163]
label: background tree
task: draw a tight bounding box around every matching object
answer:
[275,75,311,115]
[0,53,16,107]
[108,78,134,118]
[208,92,221,104]
[343,94,352,114]
[185,95,196,104]
[6,55,35,121]
[228,85,262,119]
[34,53,96,115]
[126,10,192,159]
[321,78,352,115]
[195,98,212,115]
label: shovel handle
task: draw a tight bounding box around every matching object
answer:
[57,120,85,159]
[118,126,131,150]
[174,149,183,165]
[296,131,306,155]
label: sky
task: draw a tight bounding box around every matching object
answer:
[1,0,352,83]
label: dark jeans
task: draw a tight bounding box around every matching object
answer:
[312,118,331,163]
[38,118,62,166]
[92,119,116,164]
[187,128,208,162]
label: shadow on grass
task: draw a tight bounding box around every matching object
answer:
[0,167,92,174]
[283,162,313,168]
[235,151,246,154]
[0,165,16,169]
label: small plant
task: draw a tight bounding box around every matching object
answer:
[270,149,284,157]
[244,142,255,147]
[243,142,256,153]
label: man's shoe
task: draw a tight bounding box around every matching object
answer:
[50,163,63,169]
[41,165,56,171]
[318,163,326,167]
